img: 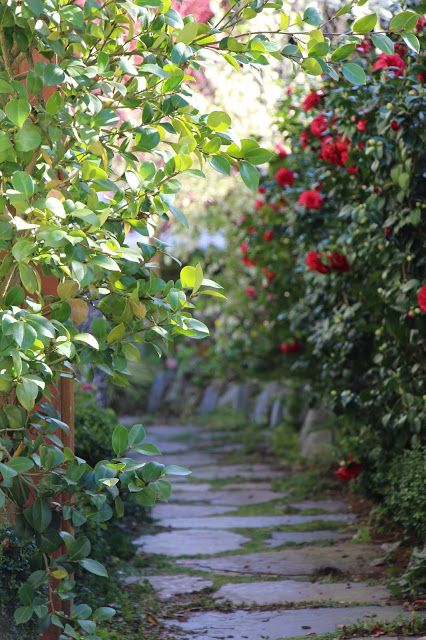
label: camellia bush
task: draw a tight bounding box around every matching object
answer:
[0,0,423,636]
[225,18,425,516]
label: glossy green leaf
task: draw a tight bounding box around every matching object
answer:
[342,62,366,85]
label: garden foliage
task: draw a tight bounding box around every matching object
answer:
[223,23,425,520]
[0,0,423,636]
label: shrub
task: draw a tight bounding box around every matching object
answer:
[74,392,118,467]
[386,447,426,541]
[0,527,37,640]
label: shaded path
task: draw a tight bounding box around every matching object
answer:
[123,421,421,640]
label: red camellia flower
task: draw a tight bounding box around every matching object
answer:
[310,114,328,138]
[255,198,264,210]
[300,130,310,149]
[390,120,400,131]
[356,38,372,54]
[246,286,256,298]
[240,242,248,254]
[417,285,426,312]
[328,251,350,272]
[394,43,407,57]
[347,165,358,175]
[275,143,287,158]
[416,16,426,31]
[320,136,350,167]
[275,167,295,187]
[303,91,322,111]
[336,459,362,481]
[356,119,367,132]
[263,230,273,241]
[247,226,256,235]
[305,250,330,274]
[258,186,266,194]
[373,53,406,77]
[262,267,276,281]
[297,190,324,210]
[280,340,301,354]
[242,255,256,267]
[417,74,425,83]
[358,141,365,151]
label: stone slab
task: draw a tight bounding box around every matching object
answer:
[165,606,408,640]
[125,574,213,599]
[173,483,212,492]
[290,499,350,513]
[178,543,382,576]
[266,530,350,547]
[151,504,233,519]
[215,579,391,605]
[172,489,283,507]
[148,452,219,468]
[134,528,249,557]
[192,465,283,480]
[157,513,353,530]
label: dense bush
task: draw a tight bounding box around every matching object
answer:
[0,528,37,640]
[386,447,426,541]
[74,392,117,467]
[213,24,426,526]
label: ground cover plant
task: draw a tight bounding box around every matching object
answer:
[0,0,424,637]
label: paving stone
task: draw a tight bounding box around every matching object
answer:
[146,452,219,468]
[172,488,283,507]
[290,499,350,513]
[178,543,382,576]
[134,529,249,556]
[266,530,350,547]
[215,579,391,605]
[125,574,213,599]
[157,513,353,530]
[173,483,212,492]
[199,383,223,414]
[147,370,174,412]
[151,504,233,519]
[165,606,408,640]
[192,464,283,480]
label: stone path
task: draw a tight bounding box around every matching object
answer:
[125,422,422,640]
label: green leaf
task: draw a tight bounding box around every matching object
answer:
[12,239,34,261]
[303,6,322,26]
[112,424,129,457]
[79,558,108,577]
[352,13,377,33]
[128,424,146,447]
[342,62,366,85]
[331,43,357,61]
[402,32,420,53]
[134,443,162,456]
[12,171,34,197]
[244,147,274,164]
[301,57,323,75]
[207,111,231,132]
[15,123,41,153]
[164,465,192,476]
[14,606,33,625]
[74,333,99,350]
[43,63,65,86]
[0,489,5,509]
[93,607,116,622]
[239,161,259,191]
[0,462,18,480]
[180,265,197,289]
[16,378,39,411]
[67,536,91,561]
[18,262,40,293]
[5,99,31,128]
[336,2,354,17]
[6,457,34,473]
[389,10,418,32]
[31,497,52,532]
[177,21,198,44]
[209,155,231,176]
[371,33,394,54]
[0,79,13,93]
[24,0,44,16]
